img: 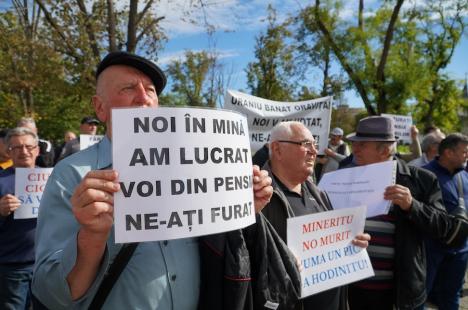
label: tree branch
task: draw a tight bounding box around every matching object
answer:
[136,0,154,26]
[33,0,81,62]
[375,0,404,112]
[76,0,100,60]
[135,16,164,46]
[106,0,117,52]
[314,0,376,115]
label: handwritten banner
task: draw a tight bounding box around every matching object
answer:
[80,134,104,150]
[287,206,374,298]
[14,167,53,219]
[112,107,255,243]
[318,161,397,218]
[224,90,333,154]
[381,113,413,144]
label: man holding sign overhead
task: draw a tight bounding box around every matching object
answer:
[32,52,274,310]
[0,127,40,309]
[341,116,467,310]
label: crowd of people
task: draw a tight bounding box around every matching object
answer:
[0,51,467,310]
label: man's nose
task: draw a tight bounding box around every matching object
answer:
[133,83,153,106]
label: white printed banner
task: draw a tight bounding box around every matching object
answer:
[14,168,53,219]
[381,114,413,144]
[287,206,374,298]
[112,107,255,243]
[224,90,333,154]
[80,134,104,150]
[318,161,397,218]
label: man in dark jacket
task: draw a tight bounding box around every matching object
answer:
[422,133,468,310]
[342,116,467,310]
[261,121,370,310]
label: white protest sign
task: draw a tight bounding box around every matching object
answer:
[80,134,104,150]
[287,206,374,298]
[14,167,53,219]
[224,90,332,154]
[318,161,397,218]
[381,113,413,144]
[112,107,255,243]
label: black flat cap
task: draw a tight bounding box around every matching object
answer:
[81,116,100,125]
[96,51,166,95]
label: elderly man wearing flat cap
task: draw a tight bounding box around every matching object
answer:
[57,116,100,161]
[32,52,273,309]
[340,116,467,310]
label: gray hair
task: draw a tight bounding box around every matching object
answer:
[421,132,445,153]
[6,127,39,146]
[270,121,304,142]
[17,117,37,129]
[376,141,397,158]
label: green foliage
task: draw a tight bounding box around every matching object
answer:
[166,51,222,108]
[246,5,296,101]
[293,0,347,97]
[0,9,94,141]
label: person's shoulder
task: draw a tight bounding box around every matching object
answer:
[53,143,101,177]
[406,162,437,181]
[0,166,14,175]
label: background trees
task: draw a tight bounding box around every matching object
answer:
[0,0,467,140]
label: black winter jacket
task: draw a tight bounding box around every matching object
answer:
[198,214,301,310]
[343,157,466,309]
[260,162,348,310]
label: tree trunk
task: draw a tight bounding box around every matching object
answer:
[107,0,117,51]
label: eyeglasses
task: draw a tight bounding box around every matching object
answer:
[277,140,318,150]
[8,144,38,152]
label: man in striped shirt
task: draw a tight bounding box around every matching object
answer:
[341,116,465,310]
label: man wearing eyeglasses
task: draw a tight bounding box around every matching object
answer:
[261,121,370,310]
[0,127,40,309]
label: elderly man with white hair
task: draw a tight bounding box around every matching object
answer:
[261,121,370,310]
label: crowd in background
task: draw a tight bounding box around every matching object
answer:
[0,51,467,310]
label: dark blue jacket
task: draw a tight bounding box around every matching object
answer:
[423,159,468,253]
[0,167,36,265]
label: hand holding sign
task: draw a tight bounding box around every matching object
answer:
[252,165,273,213]
[0,194,20,217]
[70,170,120,237]
[384,184,413,211]
[352,233,371,248]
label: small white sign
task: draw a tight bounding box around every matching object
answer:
[381,113,413,144]
[14,167,53,219]
[318,161,397,218]
[224,90,333,154]
[112,107,255,243]
[80,134,104,150]
[287,206,374,298]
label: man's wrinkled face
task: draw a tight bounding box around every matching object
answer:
[448,142,468,169]
[64,131,76,142]
[351,141,388,166]
[276,125,317,181]
[80,123,98,135]
[330,134,342,146]
[93,65,159,138]
[8,134,39,168]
